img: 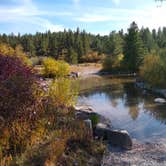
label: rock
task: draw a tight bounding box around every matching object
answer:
[84,119,93,138]
[95,123,132,150]
[75,111,97,121]
[74,105,94,113]
[70,72,79,78]
[84,119,93,131]
[154,98,166,103]
[107,130,132,150]
[95,123,110,138]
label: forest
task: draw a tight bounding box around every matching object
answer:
[0,22,165,64]
[0,22,166,87]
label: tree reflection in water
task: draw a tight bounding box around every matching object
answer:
[78,76,166,140]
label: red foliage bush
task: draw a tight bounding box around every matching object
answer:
[0,54,41,122]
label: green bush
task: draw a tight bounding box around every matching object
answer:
[102,54,124,72]
[42,57,70,78]
[140,54,166,88]
[81,52,104,63]
[90,114,99,128]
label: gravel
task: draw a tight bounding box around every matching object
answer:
[101,138,166,166]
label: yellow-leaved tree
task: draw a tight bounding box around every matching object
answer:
[0,43,31,65]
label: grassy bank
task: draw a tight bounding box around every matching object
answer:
[0,55,105,165]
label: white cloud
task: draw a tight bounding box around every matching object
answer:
[0,0,65,33]
[74,5,166,30]
[1,0,166,34]
[112,0,120,5]
[75,14,130,22]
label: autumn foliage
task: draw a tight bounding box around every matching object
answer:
[0,54,39,122]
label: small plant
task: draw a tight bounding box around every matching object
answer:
[90,114,99,128]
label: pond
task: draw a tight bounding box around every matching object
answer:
[77,76,166,142]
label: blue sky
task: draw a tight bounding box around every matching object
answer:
[0,0,166,35]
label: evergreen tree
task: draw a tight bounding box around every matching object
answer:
[68,47,78,64]
[109,31,124,56]
[123,22,145,72]
[140,27,156,52]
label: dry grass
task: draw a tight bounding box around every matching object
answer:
[11,108,105,166]
[0,62,105,166]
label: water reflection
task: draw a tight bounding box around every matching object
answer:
[78,76,166,141]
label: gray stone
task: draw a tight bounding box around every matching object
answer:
[95,123,132,150]
[75,111,97,120]
[70,72,79,78]
[74,105,94,113]
[84,119,93,138]
[84,119,93,131]
[154,98,166,103]
[107,129,132,150]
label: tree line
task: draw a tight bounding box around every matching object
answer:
[0,22,166,68]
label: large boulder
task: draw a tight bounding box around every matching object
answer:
[75,111,97,121]
[95,123,132,150]
[107,129,132,150]
[95,123,110,139]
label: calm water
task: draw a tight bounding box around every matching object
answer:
[77,76,166,142]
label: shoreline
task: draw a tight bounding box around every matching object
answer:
[72,64,166,165]
[135,80,166,99]
[75,104,166,165]
[76,77,166,165]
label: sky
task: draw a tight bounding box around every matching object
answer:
[0,0,166,35]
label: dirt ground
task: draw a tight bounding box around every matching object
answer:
[70,63,102,77]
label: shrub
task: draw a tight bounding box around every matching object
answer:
[42,57,70,78]
[0,54,45,163]
[102,56,114,71]
[140,54,166,88]
[81,52,104,63]
[0,43,31,66]
[47,78,78,108]
[90,114,99,128]
[0,43,15,56]
[14,45,32,66]
[30,56,44,66]
[102,54,124,72]
[0,54,41,121]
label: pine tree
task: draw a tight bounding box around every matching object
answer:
[68,47,78,64]
[123,22,145,72]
